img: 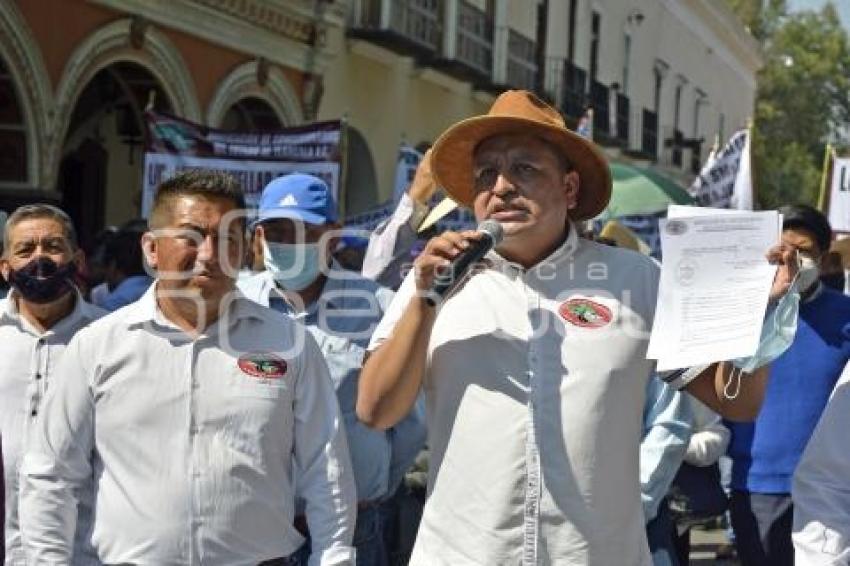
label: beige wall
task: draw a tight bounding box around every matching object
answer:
[318,39,492,207]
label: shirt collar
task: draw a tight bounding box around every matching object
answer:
[487,221,580,271]
[124,281,263,328]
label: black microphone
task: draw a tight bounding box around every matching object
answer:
[427,220,504,305]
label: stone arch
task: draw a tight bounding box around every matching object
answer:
[343,126,379,215]
[207,60,303,128]
[0,1,53,190]
[49,18,201,188]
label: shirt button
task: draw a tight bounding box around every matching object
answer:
[30,410,37,417]
[35,373,42,380]
[37,338,45,346]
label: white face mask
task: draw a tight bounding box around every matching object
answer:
[796,254,821,293]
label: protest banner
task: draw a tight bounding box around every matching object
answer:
[819,145,850,233]
[142,112,344,217]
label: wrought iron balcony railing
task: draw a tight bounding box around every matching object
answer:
[350,0,442,53]
[642,109,659,159]
[506,29,537,91]
[615,93,629,145]
[455,0,493,78]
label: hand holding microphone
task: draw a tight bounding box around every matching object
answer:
[414,220,504,305]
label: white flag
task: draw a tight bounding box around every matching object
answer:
[731,131,753,210]
[689,129,752,210]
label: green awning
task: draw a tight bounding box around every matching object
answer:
[599,163,696,219]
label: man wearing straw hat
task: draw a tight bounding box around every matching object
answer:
[356,90,797,564]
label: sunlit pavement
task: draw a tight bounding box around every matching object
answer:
[690,528,739,565]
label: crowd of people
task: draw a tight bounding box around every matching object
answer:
[0,90,848,565]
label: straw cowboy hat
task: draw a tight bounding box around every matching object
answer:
[429,90,612,220]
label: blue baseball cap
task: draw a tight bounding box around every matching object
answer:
[256,173,337,226]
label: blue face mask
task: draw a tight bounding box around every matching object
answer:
[731,272,802,373]
[262,241,325,291]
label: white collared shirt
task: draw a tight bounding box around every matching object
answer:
[238,266,426,504]
[19,285,356,566]
[0,290,104,565]
[792,363,850,565]
[370,226,659,565]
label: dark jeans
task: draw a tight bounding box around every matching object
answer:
[380,483,425,565]
[291,504,388,566]
[647,499,680,566]
[729,490,794,566]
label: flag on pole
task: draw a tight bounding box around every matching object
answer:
[688,129,753,210]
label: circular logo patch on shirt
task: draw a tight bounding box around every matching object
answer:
[559,299,613,328]
[237,353,288,379]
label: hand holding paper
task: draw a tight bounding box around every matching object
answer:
[647,207,782,371]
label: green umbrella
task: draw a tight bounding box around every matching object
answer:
[599,163,695,219]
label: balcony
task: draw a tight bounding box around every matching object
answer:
[543,58,587,121]
[454,0,494,80]
[589,80,610,139]
[688,137,705,174]
[642,109,659,160]
[348,0,442,56]
[672,130,684,168]
[662,129,685,168]
[506,29,537,91]
[615,93,629,146]
[691,150,703,175]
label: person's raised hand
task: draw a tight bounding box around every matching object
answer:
[767,243,799,301]
[409,149,437,205]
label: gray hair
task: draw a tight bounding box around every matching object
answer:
[2,204,78,257]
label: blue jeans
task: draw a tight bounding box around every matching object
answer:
[292,504,388,566]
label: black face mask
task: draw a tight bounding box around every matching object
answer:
[821,273,846,292]
[8,256,77,304]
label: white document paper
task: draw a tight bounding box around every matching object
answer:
[647,209,780,371]
[668,205,783,233]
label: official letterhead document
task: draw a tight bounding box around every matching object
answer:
[647,207,781,371]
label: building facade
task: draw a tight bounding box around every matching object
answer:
[0,0,761,246]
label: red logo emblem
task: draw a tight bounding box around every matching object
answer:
[237,353,287,379]
[559,299,612,328]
